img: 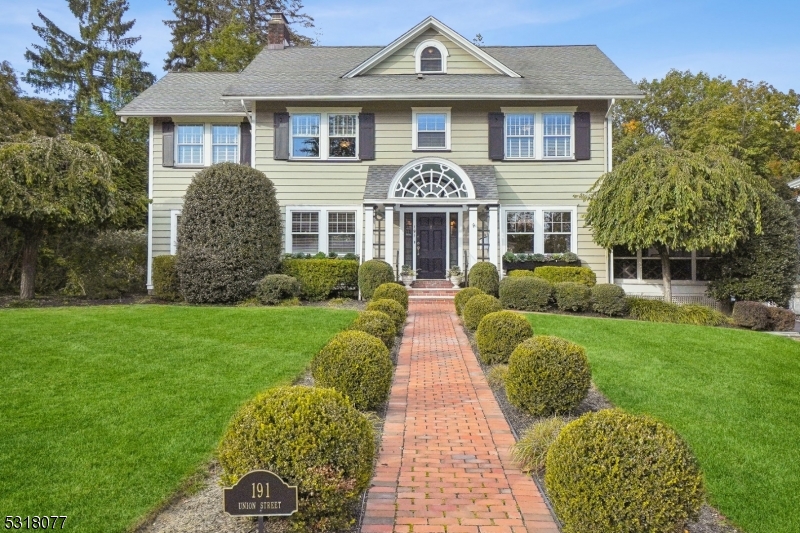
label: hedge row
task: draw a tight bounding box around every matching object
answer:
[498,276,628,317]
[732,300,796,331]
[282,258,358,301]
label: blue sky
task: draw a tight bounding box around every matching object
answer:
[2,0,798,95]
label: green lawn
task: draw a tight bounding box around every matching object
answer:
[528,313,800,533]
[0,305,357,533]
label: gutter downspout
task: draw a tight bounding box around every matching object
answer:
[605,98,615,284]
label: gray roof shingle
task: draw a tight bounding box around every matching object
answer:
[364,164,499,201]
[118,72,245,116]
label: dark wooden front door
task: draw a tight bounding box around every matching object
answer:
[417,213,447,279]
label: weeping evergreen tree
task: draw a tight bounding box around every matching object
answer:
[584,145,768,302]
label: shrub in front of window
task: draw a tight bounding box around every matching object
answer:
[511,416,569,474]
[178,163,281,304]
[590,284,628,316]
[628,298,728,326]
[505,336,591,416]
[372,283,409,310]
[358,259,395,299]
[366,298,406,331]
[218,386,374,532]
[462,294,503,331]
[454,287,484,316]
[468,262,500,296]
[533,266,596,287]
[508,269,536,277]
[545,409,704,533]
[499,277,552,312]
[475,311,534,364]
[312,330,393,411]
[349,310,397,349]
[554,282,592,312]
[732,301,771,331]
[767,306,796,332]
[256,274,301,305]
[282,258,358,301]
[152,254,181,301]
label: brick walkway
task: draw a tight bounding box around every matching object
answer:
[361,300,559,533]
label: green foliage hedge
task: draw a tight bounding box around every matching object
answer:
[732,301,770,330]
[475,311,534,364]
[554,282,592,312]
[454,287,484,316]
[511,416,568,474]
[312,331,393,411]
[256,274,301,305]
[152,255,181,301]
[282,259,358,301]
[508,269,536,277]
[767,306,796,332]
[468,262,500,296]
[366,298,406,330]
[545,409,704,533]
[499,276,552,312]
[178,163,281,304]
[590,284,628,316]
[627,298,728,326]
[533,266,596,287]
[349,311,397,349]
[463,294,502,331]
[358,259,394,299]
[506,336,591,416]
[372,283,409,310]
[218,386,375,532]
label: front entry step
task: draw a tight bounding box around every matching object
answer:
[408,288,460,299]
[411,280,455,289]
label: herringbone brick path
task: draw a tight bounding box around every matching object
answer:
[361,300,559,533]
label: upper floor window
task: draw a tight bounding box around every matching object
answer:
[212,125,239,163]
[506,114,535,159]
[290,111,359,160]
[502,109,575,160]
[176,125,204,165]
[415,40,448,74]
[412,108,450,150]
[292,114,321,158]
[543,113,572,158]
[328,114,357,158]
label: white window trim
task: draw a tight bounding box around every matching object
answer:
[170,209,181,255]
[411,107,451,151]
[612,249,711,284]
[414,39,449,74]
[286,109,362,161]
[500,205,578,256]
[211,124,240,164]
[174,122,241,167]
[501,107,577,161]
[174,124,205,167]
[285,205,363,256]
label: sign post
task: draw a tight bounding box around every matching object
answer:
[222,470,299,533]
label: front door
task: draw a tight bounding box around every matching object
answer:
[417,213,447,279]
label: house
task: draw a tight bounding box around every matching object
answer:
[118,14,711,300]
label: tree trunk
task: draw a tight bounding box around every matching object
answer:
[659,246,672,304]
[19,233,42,300]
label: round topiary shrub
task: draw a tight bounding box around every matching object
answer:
[590,284,628,316]
[475,311,534,364]
[218,386,375,532]
[463,294,503,331]
[256,274,301,305]
[499,276,552,312]
[358,260,394,299]
[177,163,281,304]
[311,330,393,411]
[545,409,705,533]
[732,300,770,330]
[468,262,500,296]
[554,282,592,312]
[366,298,406,330]
[454,287,484,316]
[152,254,181,301]
[506,336,591,416]
[349,310,397,349]
[372,282,409,310]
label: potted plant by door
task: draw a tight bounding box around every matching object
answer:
[448,266,463,288]
[401,265,415,287]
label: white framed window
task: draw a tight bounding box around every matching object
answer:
[506,211,535,253]
[505,114,535,159]
[328,114,358,158]
[412,108,451,150]
[414,40,448,74]
[211,125,239,163]
[543,113,572,158]
[291,211,320,254]
[613,247,712,283]
[543,211,572,253]
[170,209,182,255]
[291,114,321,159]
[176,124,204,165]
[501,206,578,255]
[286,206,362,256]
[328,212,357,254]
[501,107,576,160]
[288,109,360,160]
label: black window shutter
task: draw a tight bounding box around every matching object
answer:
[488,112,504,160]
[161,120,175,167]
[574,111,591,160]
[274,112,290,160]
[359,112,375,160]
[240,121,252,166]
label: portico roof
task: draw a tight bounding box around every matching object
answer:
[364,162,499,203]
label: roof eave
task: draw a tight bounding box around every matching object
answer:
[115,111,247,117]
[220,93,644,101]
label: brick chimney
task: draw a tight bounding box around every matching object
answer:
[268,12,290,50]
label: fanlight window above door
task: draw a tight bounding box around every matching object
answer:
[392,162,470,198]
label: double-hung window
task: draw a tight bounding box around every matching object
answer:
[212,125,239,163]
[505,114,535,159]
[176,125,204,165]
[290,112,359,159]
[501,109,574,160]
[328,212,356,254]
[506,211,535,253]
[543,211,572,253]
[328,114,357,158]
[504,208,577,255]
[291,212,319,254]
[543,113,572,158]
[288,207,360,256]
[413,109,450,150]
[291,114,321,158]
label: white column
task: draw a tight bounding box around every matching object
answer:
[364,205,374,261]
[468,205,478,268]
[384,205,394,266]
[488,205,499,272]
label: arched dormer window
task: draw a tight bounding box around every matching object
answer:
[415,40,448,74]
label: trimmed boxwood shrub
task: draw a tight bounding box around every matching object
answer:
[508,269,536,277]
[545,409,704,533]
[282,258,358,301]
[312,330,393,411]
[554,282,591,312]
[177,163,281,304]
[463,294,503,331]
[767,306,796,331]
[358,259,394,299]
[372,283,409,310]
[256,274,301,305]
[506,336,591,416]
[218,386,375,532]
[475,310,534,364]
[533,266,596,287]
[366,298,406,330]
[499,276,552,312]
[454,287,483,316]
[349,310,397,349]
[152,254,181,301]
[468,262,500,296]
[732,301,771,330]
[590,284,627,316]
